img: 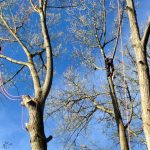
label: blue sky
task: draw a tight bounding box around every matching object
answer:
[0,0,150,150]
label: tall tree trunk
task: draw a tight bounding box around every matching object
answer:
[96,33,129,149]
[108,77,129,150]
[22,96,48,150]
[126,0,150,149]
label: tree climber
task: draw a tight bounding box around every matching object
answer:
[105,57,115,79]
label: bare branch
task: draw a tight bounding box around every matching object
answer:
[103,37,116,47]
[94,24,106,60]
[32,49,45,57]
[142,17,150,50]
[89,97,114,116]
[39,6,53,100]
[30,0,39,12]
[39,54,47,70]
[130,129,146,144]
[0,13,31,58]
[43,0,47,16]
[47,5,77,9]
[0,54,27,65]
[126,0,141,42]
[112,3,125,59]
[0,37,16,42]
[103,0,107,44]
[92,63,105,70]
[125,81,133,129]
[2,66,25,85]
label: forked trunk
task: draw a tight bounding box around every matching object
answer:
[118,120,129,150]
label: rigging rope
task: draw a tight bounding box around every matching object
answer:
[0,73,25,130]
[117,0,131,149]
[0,73,22,100]
[0,44,25,129]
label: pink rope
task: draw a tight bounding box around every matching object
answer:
[0,73,26,130]
[0,76,26,130]
[2,86,21,99]
[0,84,22,100]
[0,73,22,100]
[21,105,26,130]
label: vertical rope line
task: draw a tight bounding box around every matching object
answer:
[21,104,26,130]
[116,0,122,112]
[117,0,131,149]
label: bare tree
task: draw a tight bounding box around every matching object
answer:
[46,0,137,149]
[0,0,62,149]
[69,1,131,149]
[126,0,150,149]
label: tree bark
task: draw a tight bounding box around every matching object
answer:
[126,0,150,149]
[22,96,47,150]
[21,2,53,149]
[108,77,129,150]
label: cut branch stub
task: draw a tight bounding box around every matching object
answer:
[21,95,36,107]
[21,95,48,149]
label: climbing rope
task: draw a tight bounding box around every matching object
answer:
[117,0,131,149]
[0,73,22,100]
[0,72,25,130]
[0,41,25,129]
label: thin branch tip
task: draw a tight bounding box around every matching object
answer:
[142,18,150,49]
